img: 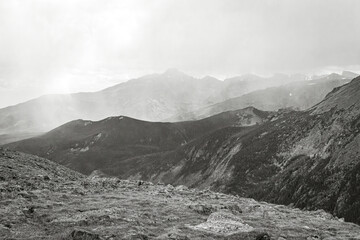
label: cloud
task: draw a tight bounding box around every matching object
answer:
[0,0,359,106]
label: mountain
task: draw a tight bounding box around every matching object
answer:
[170,76,350,121]
[0,132,41,145]
[2,149,360,239]
[123,76,360,224]
[311,71,359,80]
[340,70,359,79]
[0,69,221,135]
[6,107,270,174]
[0,69,350,139]
[218,73,308,101]
[5,76,360,225]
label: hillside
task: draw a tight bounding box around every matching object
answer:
[0,132,42,145]
[1,149,360,239]
[6,76,360,224]
[6,107,269,174]
[170,76,350,121]
[103,76,360,224]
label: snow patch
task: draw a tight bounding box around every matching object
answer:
[80,146,89,152]
[94,133,102,141]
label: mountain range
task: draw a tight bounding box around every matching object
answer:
[169,75,350,121]
[5,74,360,225]
[0,70,355,138]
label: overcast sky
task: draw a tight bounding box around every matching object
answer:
[0,0,360,107]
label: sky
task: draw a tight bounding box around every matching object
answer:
[0,0,360,107]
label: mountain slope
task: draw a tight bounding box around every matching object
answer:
[6,107,269,174]
[170,76,350,121]
[2,149,360,239]
[106,76,360,224]
[4,77,360,223]
[0,132,42,145]
[0,69,221,135]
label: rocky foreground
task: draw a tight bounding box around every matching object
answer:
[1,150,360,240]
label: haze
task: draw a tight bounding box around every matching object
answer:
[1,0,360,107]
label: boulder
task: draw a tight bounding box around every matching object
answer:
[188,210,253,235]
[67,229,103,240]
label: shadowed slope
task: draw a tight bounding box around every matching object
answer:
[6,108,269,174]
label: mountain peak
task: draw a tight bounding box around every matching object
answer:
[201,75,220,82]
[312,75,360,114]
[163,68,186,76]
[342,71,359,79]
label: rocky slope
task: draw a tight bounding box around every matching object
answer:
[5,108,269,174]
[4,75,360,226]
[105,76,360,224]
[1,149,360,240]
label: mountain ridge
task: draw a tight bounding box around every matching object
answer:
[5,107,270,175]
[0,70,355,138]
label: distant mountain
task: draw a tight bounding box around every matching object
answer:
[218,73,308,101]
[0,69,350,138]
[170,76,350,121]
[6,107,269,174]
[311,71,359,80]
[340,70,359,79]
[0,132,42,145]
[0,69,220,135]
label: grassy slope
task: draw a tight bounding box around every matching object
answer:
[1,150,360,240]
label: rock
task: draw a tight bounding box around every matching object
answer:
[175,185,188,192]
[311,209,335,220]
[22,206,35,218]
[166,232,189,240]
[188,210,253,235]
[256,233,271,240]
[0,224,11,237]
[68,229,103,240]
[188,204,215,215]
[306,235,321,240]
[221,204,242,214]
[123,233,149,240]
[18,191,34,199]
[43,175,50,181]
[157,230,189,240]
